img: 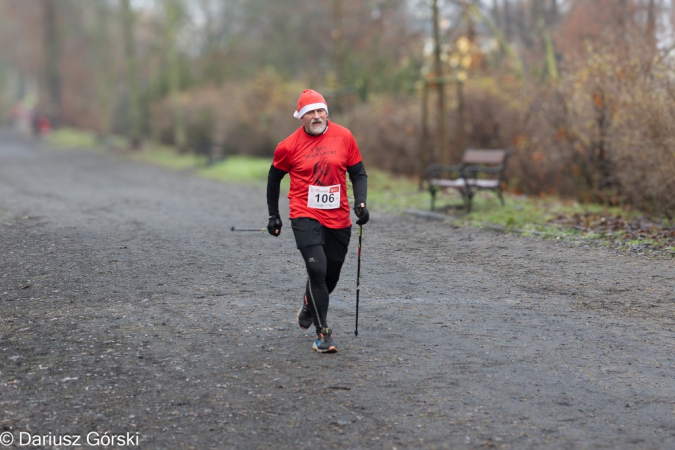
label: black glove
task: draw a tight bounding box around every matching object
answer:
[267,214,282,236]
[354,203,369,226]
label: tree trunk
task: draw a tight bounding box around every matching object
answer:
[531,0,558,81]
[646,0,657,53]
[503,0,513,41]
[467,3,524,79]
[93,1,113,138]
[616,0,630,56]
[419,81,431,190]
[42,0,61,123]
[548,0,559,24]
[332,0,345,88]
[456,80,465,157]
[530,0,543,28]
[165,0,186,151]
[432,0,448,164]
[543,23,559,81]
[491,0,502,31]
[120,0,142,149]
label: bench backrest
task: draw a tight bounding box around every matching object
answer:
[462,148,511,166]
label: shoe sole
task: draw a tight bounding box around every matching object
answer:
[312,343,338,353]
[296,306,312,329]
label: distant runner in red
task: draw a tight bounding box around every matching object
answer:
[267,89,369,353]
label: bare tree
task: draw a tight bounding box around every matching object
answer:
[163,0,187,150]
[120,0,142,148]
[42,0,62,120]
[432,0,449,164]
[646,0,657,53]
[92,0,115,137]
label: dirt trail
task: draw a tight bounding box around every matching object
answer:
[1,130,674,449]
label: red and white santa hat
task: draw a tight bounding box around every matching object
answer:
[293,89,328,119]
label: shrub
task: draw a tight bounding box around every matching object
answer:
[336,95,422,176]
[146,59,675,218]
[148,68,303,158]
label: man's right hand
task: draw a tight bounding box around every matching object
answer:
[267,214,282,236]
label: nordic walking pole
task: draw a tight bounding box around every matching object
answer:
[230,226,266,232]
[355,205,364,336]
[355,224,362,336]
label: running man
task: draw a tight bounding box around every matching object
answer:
[266,89,369,353]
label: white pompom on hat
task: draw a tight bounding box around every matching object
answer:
[293,89,328,119]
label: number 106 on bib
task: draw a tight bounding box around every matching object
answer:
[308,184,340,209]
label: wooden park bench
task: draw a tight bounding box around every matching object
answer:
[424,148,514,212]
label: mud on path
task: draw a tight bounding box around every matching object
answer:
[1,130,674,449]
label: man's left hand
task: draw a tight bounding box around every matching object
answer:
[354,203,369,226]
[267,214,282,236]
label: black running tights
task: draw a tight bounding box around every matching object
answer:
[299,245,345,333]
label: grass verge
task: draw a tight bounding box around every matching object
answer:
[47,129,101,151]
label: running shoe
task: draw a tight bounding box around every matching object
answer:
[313,328,338,353]
[297,295,313,329]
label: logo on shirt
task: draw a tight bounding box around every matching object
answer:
[304,145,336,160]
[312,157,340,186]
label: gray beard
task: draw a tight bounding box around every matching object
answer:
[308,121,327,135]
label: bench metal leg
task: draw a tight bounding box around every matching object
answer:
[429,186,437,211]
[460,188,472,213]
[497,189,505,206]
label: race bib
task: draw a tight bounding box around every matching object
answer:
[308,184,340,209]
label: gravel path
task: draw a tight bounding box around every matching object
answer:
[1,130,674,449]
